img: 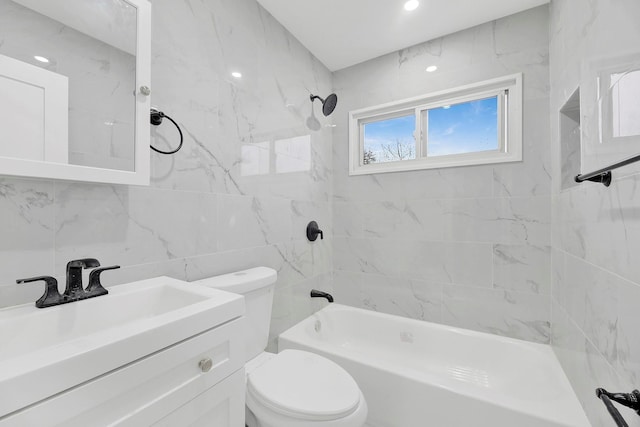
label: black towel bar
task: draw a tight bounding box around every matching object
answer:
[575,153,640,187]
[596,388,640,427]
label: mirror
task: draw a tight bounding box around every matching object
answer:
[0,0,150,185]
[580,53,640,175]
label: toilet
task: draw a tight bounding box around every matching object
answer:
[192,267,368,427]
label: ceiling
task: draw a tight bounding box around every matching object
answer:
[256,0,549,71]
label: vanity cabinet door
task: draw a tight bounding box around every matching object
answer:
[152,369,245,427]
[0,317,244,427]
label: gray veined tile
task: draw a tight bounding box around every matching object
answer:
[54,184,218,275]
[562,254,640,387]
[493,244,551,295]
[443,196,550,245]
[332,237,379,275]
[331,270,364,308]
[442,285,550,343]
[550,247,565,304]
[0,178,55,287]
[551,301,636,427]
[359,273,443,323]
[361,199,445,241]
[216,194,292,251]
[333,201,364,238]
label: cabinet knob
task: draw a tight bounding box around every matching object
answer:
[199,358,213,373]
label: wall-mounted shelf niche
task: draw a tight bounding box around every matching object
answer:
[560,88,581,190]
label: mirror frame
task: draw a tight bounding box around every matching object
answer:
[0,0,151,186]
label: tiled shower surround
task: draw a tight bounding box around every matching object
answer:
[332,6,552,344]
[549,0,640,425]
[1,1,640,426]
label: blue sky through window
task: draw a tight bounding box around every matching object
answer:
[362,96,499,164]
[427,96,499,156]
[363,115,415,163]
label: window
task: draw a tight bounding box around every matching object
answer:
[362,113,416,164]
[349,74,522,175]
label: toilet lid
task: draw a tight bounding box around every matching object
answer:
[247,349,361,421]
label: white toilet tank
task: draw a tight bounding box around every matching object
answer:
[191,267,277,361]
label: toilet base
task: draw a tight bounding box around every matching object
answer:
[245,406,259,427]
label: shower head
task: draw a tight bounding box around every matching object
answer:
[310,93,338,116]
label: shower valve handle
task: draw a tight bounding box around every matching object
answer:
[306,221,323,241]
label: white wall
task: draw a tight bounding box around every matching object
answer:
[0,0,334,350]
[549,0,640,425]
[331,6,552,343]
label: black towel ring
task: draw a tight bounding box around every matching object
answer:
[150,108,184,155]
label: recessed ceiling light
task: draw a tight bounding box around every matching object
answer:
[34,55,50,63]
[231,71,242,79]
[426,65,438,72]
[404,0,419,11]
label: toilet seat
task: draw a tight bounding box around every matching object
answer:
[247,349,361,422]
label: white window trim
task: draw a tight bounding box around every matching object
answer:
[348,73,523,176]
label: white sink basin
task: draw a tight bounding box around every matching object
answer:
[0,276,244,418]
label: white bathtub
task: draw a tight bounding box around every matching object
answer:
[278,304,590,427]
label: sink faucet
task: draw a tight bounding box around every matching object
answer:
[65,258,101,299]
[16,258,120,308]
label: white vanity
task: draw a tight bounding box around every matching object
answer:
[0,277,246,426]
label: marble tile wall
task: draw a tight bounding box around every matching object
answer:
[331,6,552,344]
[0,0,334,350]
[549,0,640,425]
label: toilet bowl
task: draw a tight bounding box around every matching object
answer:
[191,267,368,427]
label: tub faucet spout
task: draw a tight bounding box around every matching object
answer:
[310,289,334,303]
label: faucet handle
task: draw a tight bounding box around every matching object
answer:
[86,265,120,296]
[306,221,324,241]
[16,276,62,308]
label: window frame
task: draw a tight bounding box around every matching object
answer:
[348,73,523,175]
